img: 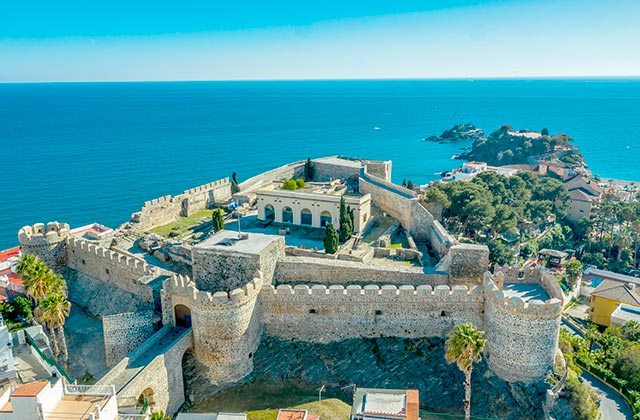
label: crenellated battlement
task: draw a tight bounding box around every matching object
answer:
[142,195,174,209]
[18,222,70,244]
[483,274,563,317]
[183,179,230,196]
[483,265,563,383]
[165,272,263,307]
[66,237,155,277]
[261,283,483,302]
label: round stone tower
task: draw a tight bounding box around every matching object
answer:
[18,222,70,271]
[483,269,562,383]
[161,272,262,385]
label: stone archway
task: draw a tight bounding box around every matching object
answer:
[282,206,293,223]
[137,387,155,410]
[264,204,275,221]
[174,304,192,328]
[300,208,312,226]
[320,211,333,227]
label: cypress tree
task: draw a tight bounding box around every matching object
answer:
[339,197,353,242]
[212,209,225,232]
[304,158,314,181]
[323,223,339,254]
[231,172,240,193]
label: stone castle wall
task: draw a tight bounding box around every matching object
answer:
[448,244,490,286]
[102,310,159,367]
[18,222,70,270]
[161,274,262,386]
[483,270,563,383]
[66,237,157,304]
[274,256,448,285]
[259,283,485,342]
[128,178,231,232]
[192,237,285,293]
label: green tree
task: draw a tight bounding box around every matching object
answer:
[541,128,549,136]
[295,178,305,189]
[212,209,225,232]
[323,223,339,254]
[423,187,451,219]
[565,259,583,289]
[463,199,495,235]
[304,157,314,181]
[282,179,298,190]
[231,172,240,193]
[150,411,171,420]
[445,323,487,420]
[36,293,71,364]
[339,197,353,242]
[13,296,33,322]
[614,345,640,388]
[488,240,514,265]
[621,320,640,342]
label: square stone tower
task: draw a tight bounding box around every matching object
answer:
[191,230,285,293]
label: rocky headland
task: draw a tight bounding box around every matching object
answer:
[424,123,485,143]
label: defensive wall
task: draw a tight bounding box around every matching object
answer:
[161,274,263,386]
[274,256,448,285]
[97,325,193,416]
[66,237,158,304]
[102,310,160,367]
[18,222,70,270]
[358,167,455,256]
[483,266,563,383]
[259,283,485,342]
[127,178,231,232]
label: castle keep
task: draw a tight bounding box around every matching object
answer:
[18,157,563,416]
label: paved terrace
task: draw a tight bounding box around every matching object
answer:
[502,283,550,301]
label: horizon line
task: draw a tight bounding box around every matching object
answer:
[2,75,640,85]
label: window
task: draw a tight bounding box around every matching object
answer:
[309,309,317,314]
[375,310,382,316]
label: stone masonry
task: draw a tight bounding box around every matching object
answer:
[17,157,563,416]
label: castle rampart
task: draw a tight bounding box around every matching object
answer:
[161,273,263,385]
[18,222,70,270]
[127,177,231,232]
[274,256,448,285]
[66,237,157,304]
[483,270,562,383]
[259,283,485,342]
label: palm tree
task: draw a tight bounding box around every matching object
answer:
[445,323,487,420]
[36,294,71,363]
[15,254,38,282]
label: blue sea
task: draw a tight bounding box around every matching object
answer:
[1,79,640,249]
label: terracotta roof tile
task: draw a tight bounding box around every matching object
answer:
[11,381,48,397]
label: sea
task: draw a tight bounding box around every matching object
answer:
[1,79,640,249]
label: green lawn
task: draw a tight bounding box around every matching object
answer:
[247,399,350,420]
[185,380,351,419]
[150,209,217,238]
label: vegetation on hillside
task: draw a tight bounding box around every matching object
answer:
[560,322,640,419]
[424,171,569,264]
[457,124,578,166]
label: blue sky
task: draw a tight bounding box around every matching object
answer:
[1,0,639,82]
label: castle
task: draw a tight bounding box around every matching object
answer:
[17,157,563,415]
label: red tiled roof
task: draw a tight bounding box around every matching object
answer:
[0,247,20,262]
[12,381,48,397]
[277,409,307,420]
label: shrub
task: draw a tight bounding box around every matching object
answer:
[212,209,225,232]
[295,178,305,189]
[282,179,298,190]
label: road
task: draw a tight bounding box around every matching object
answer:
[581,371,633,420]
[561,322,631,419]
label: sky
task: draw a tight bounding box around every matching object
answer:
[1,0,639,82]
